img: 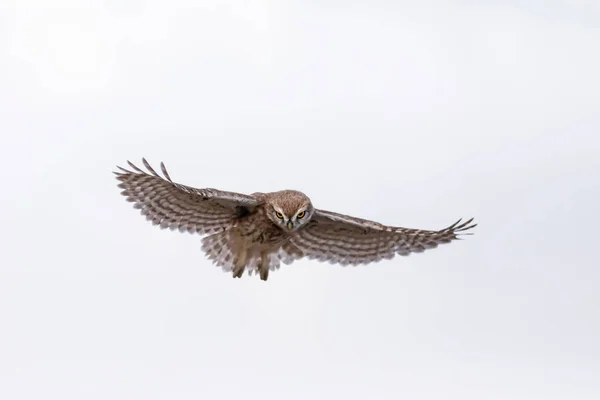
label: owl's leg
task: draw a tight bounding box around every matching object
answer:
[232,247,248,279]
[258,251,269,281]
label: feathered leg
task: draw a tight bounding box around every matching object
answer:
[259,251,269,281]
[232,247,248,278]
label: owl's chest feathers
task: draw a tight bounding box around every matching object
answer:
[234,208,289,247]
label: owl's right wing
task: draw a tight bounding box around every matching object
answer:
[114,158,259,235]
[292,209,476,265]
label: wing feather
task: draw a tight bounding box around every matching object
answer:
[292,209,476,265]
[114,158,259,235]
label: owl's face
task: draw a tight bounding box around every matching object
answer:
[266,190,313,232]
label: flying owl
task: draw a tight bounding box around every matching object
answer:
[115,159,476,281]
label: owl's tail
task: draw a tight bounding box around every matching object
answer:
[200,231,262,279]
[200,231,301,281]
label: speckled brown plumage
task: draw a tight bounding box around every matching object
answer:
[115,159,477,281]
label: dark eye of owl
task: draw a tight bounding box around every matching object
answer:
[297,211,306,219]
[275,211,284,219]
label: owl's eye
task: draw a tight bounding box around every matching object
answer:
[275,211,284,219]
[296,211,306,219]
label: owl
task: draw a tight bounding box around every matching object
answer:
[115,159,476,281]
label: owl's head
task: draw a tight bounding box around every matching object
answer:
[267,190,314,232]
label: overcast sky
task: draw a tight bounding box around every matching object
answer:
[1,1,599,399]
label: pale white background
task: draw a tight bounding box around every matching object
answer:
[1,1,599,399]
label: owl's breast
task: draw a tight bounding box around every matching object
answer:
[236,211,287,247]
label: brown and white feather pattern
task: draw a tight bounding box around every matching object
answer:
[114,159,257,235]
[293,210,475,265]
[199,231,300,275]
[115,159,477,280]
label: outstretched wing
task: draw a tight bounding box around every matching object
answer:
[292,209,476,265]
[114,158,259,235]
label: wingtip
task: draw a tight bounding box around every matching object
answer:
[114,165,134,175]
[160,161,172,182]
[455,217,477,233]
[441,217,477,237]
[114,158,175,184]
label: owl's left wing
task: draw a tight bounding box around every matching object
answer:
[114,158,259,235]
[291,209,476,265]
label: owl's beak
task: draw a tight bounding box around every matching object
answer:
[286,221,293,230]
